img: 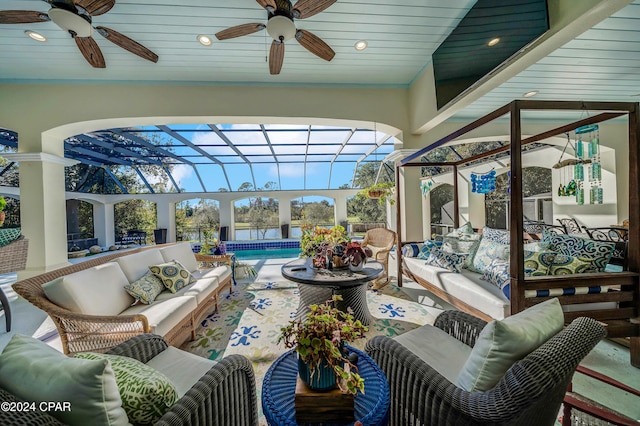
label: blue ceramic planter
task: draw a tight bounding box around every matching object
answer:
[298,356,337,391]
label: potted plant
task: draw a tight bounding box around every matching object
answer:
[356,182,395,206]
[0,195,5,227]
[344,241,370,271]
[279,295,368,395]
[234,261,257,280]
[300,225,350,259]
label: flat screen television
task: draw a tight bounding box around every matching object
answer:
[432,0,549,110]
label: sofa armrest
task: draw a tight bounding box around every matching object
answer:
[433,310,487,348]
[59,313,150,355]
[194,253,233,268]
[0,388,65,425]
[106,333,169,364]
[156,354,258,426]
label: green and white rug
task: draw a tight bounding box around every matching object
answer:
[182,278,438,423]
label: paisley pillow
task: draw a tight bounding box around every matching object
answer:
[469,237,510,274]
[425,249,467,273]
[542,229,614,272]
[482,226,510,244]
[75,352,178,425]
[481,259,510,299]
[124,271,165,304]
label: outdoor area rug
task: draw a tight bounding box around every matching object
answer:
[182,278,438,424]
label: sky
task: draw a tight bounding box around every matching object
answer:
[142,123,395,194]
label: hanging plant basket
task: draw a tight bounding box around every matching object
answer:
[367,189,385,199]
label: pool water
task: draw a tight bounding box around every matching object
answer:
[234,248,301,260]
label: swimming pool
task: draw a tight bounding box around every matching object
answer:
[234,248,301,260]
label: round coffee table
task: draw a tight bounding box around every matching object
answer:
[262,346,389,426]
[282,258,383,325]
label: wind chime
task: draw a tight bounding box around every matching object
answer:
[575,124,603,205]
[471,169,496,194]
[552,127,602,205]
[420,175,435,197]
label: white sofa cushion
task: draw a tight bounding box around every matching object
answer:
[456,298,564,392]
[191,265,232,283]
[0,334,129,426]
[394,324,472,383]
[160,243,199,273]
[146,346,217,397]
[154,276,219,305]
[116,249,164,283]
[404,257,510,319]
[120,295,197,336]
[43,262,133,316]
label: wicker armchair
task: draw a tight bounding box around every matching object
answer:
[361,228,396,288]
[0,334,258,426]
[365,310,606,426]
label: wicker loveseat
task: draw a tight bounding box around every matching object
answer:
[13,243,233,354]
[365,303,606,426]
[0,334,258,426]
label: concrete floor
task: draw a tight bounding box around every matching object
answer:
[1,252,638,422]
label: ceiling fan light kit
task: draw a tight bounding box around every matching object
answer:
[267,15,296,42]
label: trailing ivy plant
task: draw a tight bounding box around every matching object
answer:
[278,295,368,395]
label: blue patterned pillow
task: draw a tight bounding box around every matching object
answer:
[524,250,557,276]
[402,243,423,258]
[442,233,481,269]
[481,259,510,299]
[417,240,443,260]
[482,227,510,244]
[469,237,510,274]
[542,229,614,272]
[425,249,466,273]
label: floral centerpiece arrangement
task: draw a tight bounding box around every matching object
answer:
[279,295,368,394]
[199,230,223,255]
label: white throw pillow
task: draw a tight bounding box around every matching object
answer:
[456,298,564,392]
[0,334,129,426]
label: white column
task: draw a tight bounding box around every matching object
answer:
[278,195,292,237]
[421,188,431,239]
[93,202,115,247]
[5,150,77,276]
[333,194,348,227]
[399,166,423,242]
[219,199,233,239]
[156,199,176,243]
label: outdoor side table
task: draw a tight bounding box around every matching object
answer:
[262,346,389,426]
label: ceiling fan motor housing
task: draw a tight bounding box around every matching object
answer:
[48,7,92,37]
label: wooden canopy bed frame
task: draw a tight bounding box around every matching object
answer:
[395,100,640,367]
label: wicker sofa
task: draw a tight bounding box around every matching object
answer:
[13,242,233,355]
[0,334,258,426]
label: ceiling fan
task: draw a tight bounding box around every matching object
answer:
[216,0,336,75]
[0,0,158,68]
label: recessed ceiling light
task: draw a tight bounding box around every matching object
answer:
[487,37,500,47]
[354,40,368,51]
[25,30,46,42]
[523,90,539,98]
[197,34,213,46]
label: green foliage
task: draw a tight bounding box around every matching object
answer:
[279,296,367,395]
[0,195,5,212]
[234,261,257,280]
[356,182,395,206]
[300,225,350,258]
